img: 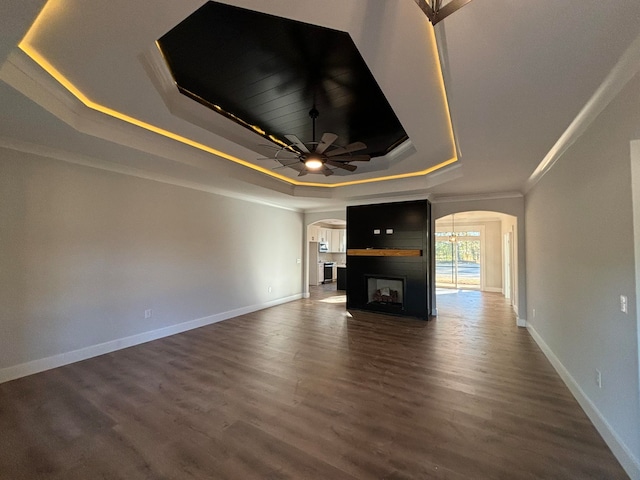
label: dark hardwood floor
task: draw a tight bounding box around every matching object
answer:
[0,286,628,479]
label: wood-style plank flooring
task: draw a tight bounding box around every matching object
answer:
[0,286,628,479]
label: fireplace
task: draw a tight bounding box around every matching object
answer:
[366,275,404,310]
[346,199,433,319]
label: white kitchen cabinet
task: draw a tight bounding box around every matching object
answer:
[318,228,332,251]
[317,263,324,284]
[330,229,341,252]
[309,225,320,242]
[328,229,346,252]
[313,227,346,252]
[332,264,337,281]
[339,229,346,252]
[327,228,347,252]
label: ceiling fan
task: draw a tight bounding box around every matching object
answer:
[259,107,370,176]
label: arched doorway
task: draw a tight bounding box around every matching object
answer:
[303,218,346,297]
[434,210,519,315]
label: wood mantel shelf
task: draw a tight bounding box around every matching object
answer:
[347,249,422,257]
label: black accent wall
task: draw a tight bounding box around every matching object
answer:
[346,200,433,319]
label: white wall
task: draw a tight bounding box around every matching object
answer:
[484,221,502,291]
[632,140,640,461]
[0,149,304,381]
[525,73,640,477]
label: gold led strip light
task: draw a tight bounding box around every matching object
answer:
[19,0,458,188]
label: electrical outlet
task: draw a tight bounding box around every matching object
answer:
[532,308,536,319]
[595,369,602,388]
[268,286,272,293]
[296,258,301,264]
[144,309,152,319]
[620,295,628,313]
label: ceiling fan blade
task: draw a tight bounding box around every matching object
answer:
[285,135,310,153]
[326,160,357,172]
[329,154,371,162]
[322,167,334,176]
[326,141,367,157]
[273,161,301,170]
[316,133,338,154]
[257,152,299,162]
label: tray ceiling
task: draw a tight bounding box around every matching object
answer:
[2,0,639,209]
[11,0,457,189]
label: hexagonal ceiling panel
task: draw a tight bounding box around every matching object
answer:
[157,1,408,160]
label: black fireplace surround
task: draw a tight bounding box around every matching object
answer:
[346,200,433,319]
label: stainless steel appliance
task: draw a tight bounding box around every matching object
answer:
[323,262,335,283]
[318,242,329,252]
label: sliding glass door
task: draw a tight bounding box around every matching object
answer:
[435,231,481,289]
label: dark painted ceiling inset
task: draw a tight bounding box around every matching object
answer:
[158,1,408,158]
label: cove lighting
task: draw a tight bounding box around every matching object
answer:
[17,0,459,189]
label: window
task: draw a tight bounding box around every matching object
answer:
[435,229,482,289]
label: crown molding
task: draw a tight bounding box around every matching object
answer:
[525,32,640,193]
[431,191,523,203]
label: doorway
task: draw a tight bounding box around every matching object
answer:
[305,219,346,295]
[435,212,517,303]
[435,227,482,289]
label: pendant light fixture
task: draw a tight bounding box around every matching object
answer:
[449,213,457,243]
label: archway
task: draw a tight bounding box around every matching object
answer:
[432,201,524,326]
[435,211,516,299]
[303,217,346,297]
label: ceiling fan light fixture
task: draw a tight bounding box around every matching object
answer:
[304,156,324,170]
[259,106,369,175]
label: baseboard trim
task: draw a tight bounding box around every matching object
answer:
[483,287,503,293]
[0,293,302,385]
[527,324,640,479]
